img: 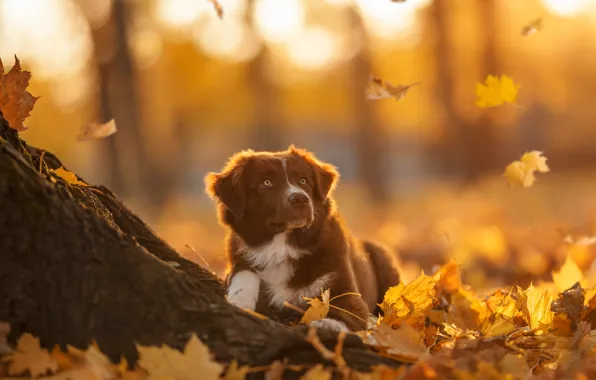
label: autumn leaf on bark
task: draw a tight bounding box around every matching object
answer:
[0,56,38,132]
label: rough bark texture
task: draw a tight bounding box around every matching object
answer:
[0,113,401,378]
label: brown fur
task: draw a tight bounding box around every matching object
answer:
[205,146,401,331]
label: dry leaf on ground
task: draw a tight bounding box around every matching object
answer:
[2,333,59,378]
[380,272,437,327]
[475,74,520,108]
[365,75,419,101]
[51,167,89,187]
[0,56,38,132]
[77,119,117,141]
[136,334,223,380]
[364,323,427,363]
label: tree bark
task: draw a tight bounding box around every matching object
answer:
[0,113,400,378]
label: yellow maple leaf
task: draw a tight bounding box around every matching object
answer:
[2,333,59,378]
[552,254,584,292]
[521,17,544,36]
[503,151,549,188]
[0,56,39,132]
[365,75,419,101]
[481,287,519,337]
[475,74,520,108]
[301,289,330,325]
[380,272,437,327]
[300,364,332,380]
[51,167,89,187]
[77,119,117,141]
[519,284,554,333]
[136,334,223,380]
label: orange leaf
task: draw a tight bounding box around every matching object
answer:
[0,56,38,132]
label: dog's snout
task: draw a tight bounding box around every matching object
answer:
[288,193,309,209]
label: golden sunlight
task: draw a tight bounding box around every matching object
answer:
[0,0,92,79]
[355,0,422,42]
[193,18,261,63]
[284,25,340,71]
[152,0,211,29]
[254,0,306,43]
[541,0,592,16]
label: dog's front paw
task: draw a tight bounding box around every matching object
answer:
[226,271,260,311]
[309,318,349,332]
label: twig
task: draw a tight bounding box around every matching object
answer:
[185,244,211,269]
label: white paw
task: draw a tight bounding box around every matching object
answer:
[226,271,260,311]
[309,318,349,332]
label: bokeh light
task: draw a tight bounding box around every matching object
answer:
[284,25,340,71]
[254,0,306,44]
[193,18,261,63]
[0,0,93,79]
[541,0,592,17]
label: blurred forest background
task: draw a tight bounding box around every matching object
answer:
[5,0,596,291]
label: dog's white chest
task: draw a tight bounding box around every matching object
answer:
[244,233,330,308]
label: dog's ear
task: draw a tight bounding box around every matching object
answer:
[289,146,339,202]
[205,153,252,218]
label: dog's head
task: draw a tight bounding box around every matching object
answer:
[205,146,339,236]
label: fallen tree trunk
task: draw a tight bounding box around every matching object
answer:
[0,113,401,378]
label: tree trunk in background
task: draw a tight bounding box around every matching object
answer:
[246,0,284,152]
[464,0,499,181]
[88,1,157,203]
[430,0,499,182]
[349,8,388,204]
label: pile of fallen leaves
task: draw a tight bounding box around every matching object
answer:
[3,255,596,379]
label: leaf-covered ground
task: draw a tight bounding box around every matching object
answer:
[2,255,596,379]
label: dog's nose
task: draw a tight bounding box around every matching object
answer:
[289,193,309,209]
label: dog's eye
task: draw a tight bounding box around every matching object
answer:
[262,179,273,187]
[299,178,307,185]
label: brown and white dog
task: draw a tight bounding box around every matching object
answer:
[205,146,401,332]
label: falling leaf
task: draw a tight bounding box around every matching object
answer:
[475,74,520,108]
[136,334,223,380]
[552,255,584,292]
[51,167,89,187]
[2,333,59,378]
[223,360,249,380]
[77,119,117,141]
[300,364,332,380]
[301,289,330,325]
[521,151,550,173]
[503,151,549,188]
[380,272,437,327]
[208,0,224,18]
[521,17,544,36]
[365,323,427,363]
[365,75,419,101]
[0,56,39,132]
